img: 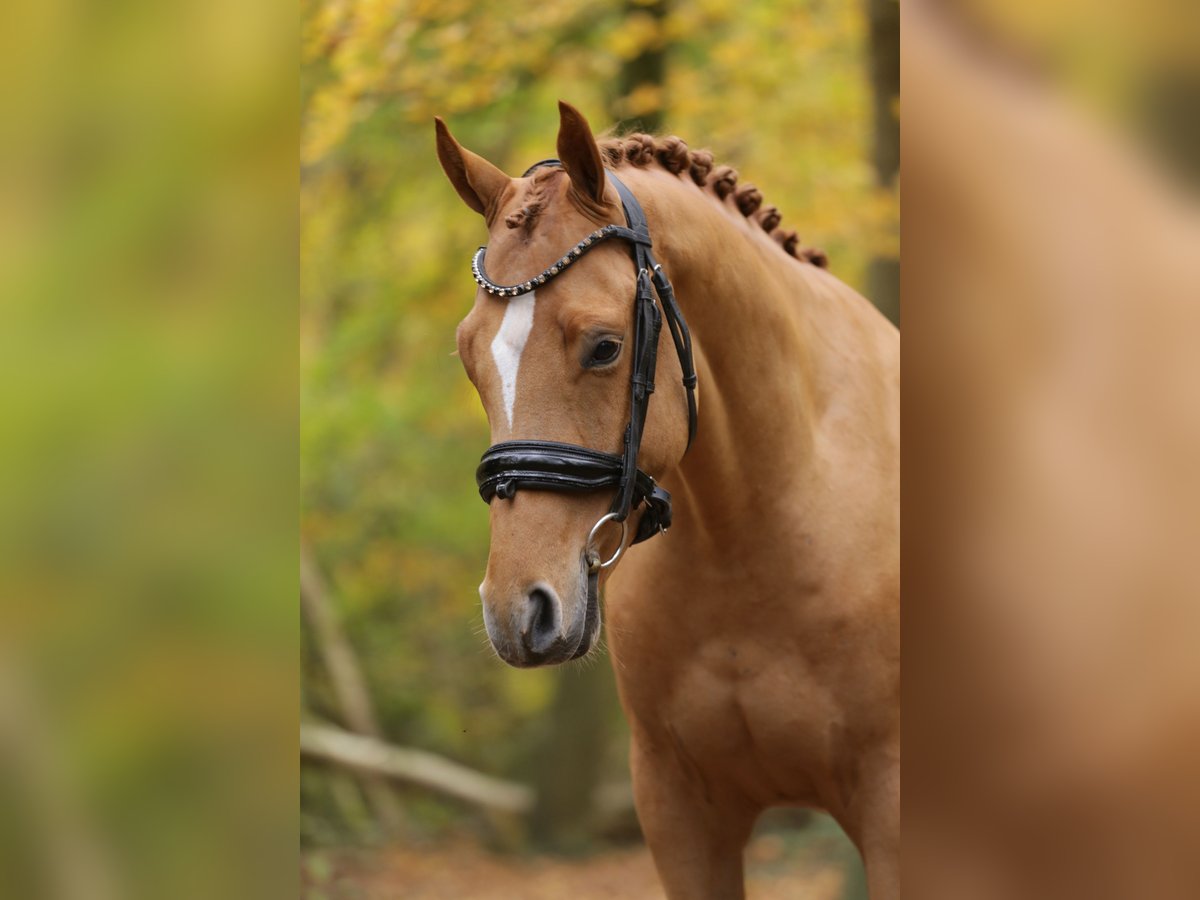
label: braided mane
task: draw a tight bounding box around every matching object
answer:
[597,133,828,269]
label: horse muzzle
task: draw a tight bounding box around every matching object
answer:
[479,559,601,667]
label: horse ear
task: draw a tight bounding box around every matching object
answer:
[434,117,510,217]
[556,101,607,206]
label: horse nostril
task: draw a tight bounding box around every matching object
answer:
[521,585,562,656]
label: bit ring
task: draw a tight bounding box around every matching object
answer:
[586,512,627,572]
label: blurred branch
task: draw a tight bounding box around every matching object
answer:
[300,543,405,833]
[301,543,384,735]
[300,722,535,815]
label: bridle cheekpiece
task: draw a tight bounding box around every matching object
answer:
[472,160,698,571]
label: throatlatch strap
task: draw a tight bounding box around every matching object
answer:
[608,173,698,449]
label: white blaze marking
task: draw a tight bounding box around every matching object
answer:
[489,291,536,429]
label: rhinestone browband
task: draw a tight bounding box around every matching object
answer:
[470,223,637,298]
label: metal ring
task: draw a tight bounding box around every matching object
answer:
[586,512,627,571]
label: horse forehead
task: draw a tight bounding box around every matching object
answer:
[481,218,576,282]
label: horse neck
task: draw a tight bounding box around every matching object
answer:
[633,168,895,556]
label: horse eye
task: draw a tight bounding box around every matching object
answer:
[588,339,622,367]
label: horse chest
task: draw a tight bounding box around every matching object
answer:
[615,632,838,807]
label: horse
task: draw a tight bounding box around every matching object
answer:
[435,101,899,899]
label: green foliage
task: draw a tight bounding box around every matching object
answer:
[301,0,896,841]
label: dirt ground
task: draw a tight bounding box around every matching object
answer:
[302,831,850,900]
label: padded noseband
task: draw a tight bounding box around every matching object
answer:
[472,163,698,553]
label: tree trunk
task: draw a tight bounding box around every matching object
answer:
[866,0,900,327]
[529,661,617,851]
[608,0,670,133]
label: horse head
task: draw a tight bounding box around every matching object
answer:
[435,102,693,667]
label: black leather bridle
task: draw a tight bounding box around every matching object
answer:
[472,160,698,570]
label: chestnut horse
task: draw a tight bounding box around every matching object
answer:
[436,102,899,899]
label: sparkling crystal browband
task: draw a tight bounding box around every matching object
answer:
[470,223,636,298]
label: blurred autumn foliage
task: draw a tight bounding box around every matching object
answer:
[300,0,896,855]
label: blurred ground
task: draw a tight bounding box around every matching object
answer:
[302,831,848,900]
